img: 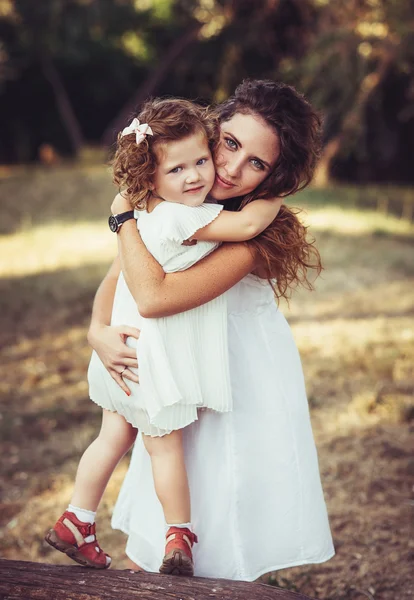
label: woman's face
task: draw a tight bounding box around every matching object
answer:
[210,112,280,201]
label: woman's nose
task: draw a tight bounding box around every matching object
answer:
[225,155,243,178]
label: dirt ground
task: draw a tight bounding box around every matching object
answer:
[0,168,413,599]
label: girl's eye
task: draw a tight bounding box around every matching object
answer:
[224,137,237,150]
[196,158,208,166]
[251,158,265,170]
[170,166,182,173]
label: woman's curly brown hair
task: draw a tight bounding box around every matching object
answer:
[217,79,322,300]
[113,98,219,210]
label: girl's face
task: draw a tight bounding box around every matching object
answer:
[152,130,215,207]
[211,112,280,201]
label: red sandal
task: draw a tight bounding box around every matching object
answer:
[159,526,198,577]
[45,510,111,569]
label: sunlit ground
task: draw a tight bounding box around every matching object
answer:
[0,166,413,599]
[0,222,117,278]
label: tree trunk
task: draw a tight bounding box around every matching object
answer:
[313,135,342,187]
[102,23,203,148]
[41,55,84,156]
[0,559,316,600]
[316,40,397,185]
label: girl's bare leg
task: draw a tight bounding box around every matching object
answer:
[142,429,190,524]
[70,409,137,511]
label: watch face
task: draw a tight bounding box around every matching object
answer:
[108,215,118,233]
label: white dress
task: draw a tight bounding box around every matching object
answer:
[112,275,335,580]
[88,201,232,436]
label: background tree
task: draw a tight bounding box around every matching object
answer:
[280,0,414,183]
[0,0,413,183]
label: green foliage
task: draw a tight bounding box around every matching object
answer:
[0,0,413,182]
[282,0,414,180]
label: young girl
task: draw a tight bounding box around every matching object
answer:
[45,98,281,575]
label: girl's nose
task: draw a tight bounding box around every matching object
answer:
[186,168,201,183]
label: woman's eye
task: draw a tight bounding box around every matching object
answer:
[224,137,237,150]
[251,159,264,170]
[196,158,208,166]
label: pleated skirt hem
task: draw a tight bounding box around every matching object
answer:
[89,394,173,437]
[90,394,233,437]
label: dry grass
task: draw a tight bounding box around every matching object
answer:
[0,165,413,599]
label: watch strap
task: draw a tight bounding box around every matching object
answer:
[109,210,135,233]
[116,210,135,226]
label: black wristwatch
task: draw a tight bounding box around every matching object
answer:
[108,210,135,233]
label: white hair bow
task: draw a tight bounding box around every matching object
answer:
[121,118,153,144]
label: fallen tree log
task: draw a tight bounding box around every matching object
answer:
[0,559,315,600]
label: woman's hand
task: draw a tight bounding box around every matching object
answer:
[88,323,140,395]
[111,192,131,215]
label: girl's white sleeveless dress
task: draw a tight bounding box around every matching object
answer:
[112,275,335,580]
[88,201,232,436]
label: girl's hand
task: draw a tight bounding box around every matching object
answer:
[111,192,131,215]
[88,323,140,395]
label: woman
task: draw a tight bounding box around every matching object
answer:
[89,79,335,580]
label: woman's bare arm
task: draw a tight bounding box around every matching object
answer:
[88,257,120,334]
[87,256,140,393]
[116,219,256,318]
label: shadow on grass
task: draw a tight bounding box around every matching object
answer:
[0,166,113,235]
[297,184,414,221]
[288,306,414,324]
[0,261,110,345]
[1,213,413,599]
[1,226,414,347]
[1,167,413,236]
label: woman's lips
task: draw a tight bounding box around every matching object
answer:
[215,173,235,189]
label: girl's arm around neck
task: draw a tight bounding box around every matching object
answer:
[117,219,257,318]
[192,197,283,243]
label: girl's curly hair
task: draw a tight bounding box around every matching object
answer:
[217,79,323,300]
[113,98,219,210]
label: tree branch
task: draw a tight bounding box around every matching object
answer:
[102,23,203,148]
[41,55,85,155]
[0,558,316,600]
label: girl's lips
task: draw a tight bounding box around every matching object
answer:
[184,185,204,193]
[215,173,235,189]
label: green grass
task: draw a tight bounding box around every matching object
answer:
[1,165,414,599]
[0,164,114,235]
[296,183,414,217]
[1,164,413,236]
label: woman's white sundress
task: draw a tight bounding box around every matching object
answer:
[112,275,335,580]
[88,201,232,436]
